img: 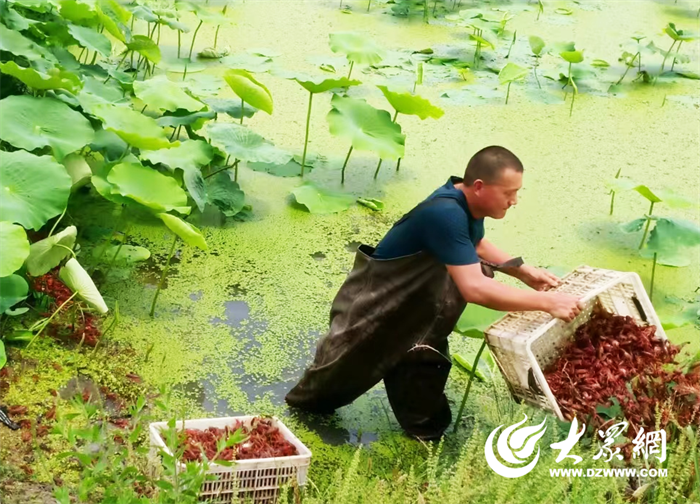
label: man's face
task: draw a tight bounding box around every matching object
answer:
[475,167,523,219]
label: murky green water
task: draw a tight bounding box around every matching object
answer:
[59,0,700,444]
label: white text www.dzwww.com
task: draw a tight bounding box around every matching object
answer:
[550,468,668,478]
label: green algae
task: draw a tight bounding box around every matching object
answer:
[1,0,699,495]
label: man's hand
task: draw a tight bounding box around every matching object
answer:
[517,265,560,291]
[542,292,583,322]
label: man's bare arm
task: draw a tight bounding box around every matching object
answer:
[446,263,582,322]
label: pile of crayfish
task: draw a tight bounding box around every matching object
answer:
[181,417,298,463]
[545,309,700,435]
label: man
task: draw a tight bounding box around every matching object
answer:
[286,146,582,440]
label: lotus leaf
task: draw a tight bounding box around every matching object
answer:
[0,61,82,94]
[90,103,174,150]
[0,275,29,313]
[60,257,108,313]
[133,75,204,112]
[641,218,700,267]
[126,35,161,64]
[0,150,71,230]
[25,225,77,276]
[291,183,355,214]
[223,69,273,115]
[329,32,384,65]
[206,172,246,217]
[107,162,190,214]
[67,23,111,56]
[376,85,444,119]
[0,222,30,276]
[206,123,292,165]
[156,213,207,250]
[327,95,405,160]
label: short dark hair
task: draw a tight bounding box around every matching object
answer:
[463,146,523,186]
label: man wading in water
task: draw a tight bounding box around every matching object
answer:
[286,146,583,440]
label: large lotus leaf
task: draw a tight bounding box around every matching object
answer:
[158,14,190,32]
[454,304,504,338]
[664,23,698,42]
[67,23,111,56]
[0,275,29,313]
[620,218,645,234]
[0,151,71,230]
[0,23,55,62]
[60,0,98,23]
[133,75,204,112]
[281,71,361,94]
[206,123,292,165]
[327,95,405,160]
[0,95,94,160]
[655,188,696,209]
[329,32,384,65]
[63,153,92,190]
[107,162,190,214]
[92,244,150,264]
[0,2,39,30]
[128,4,158,22]
[157,110,216,129]
[641,218,700,267]
[59,257,108,313]
[498,62,529,84]
[78,75,128,111]
[25,225,77,276]
[291,183,355,214]
[96,0,131,44]
[376,85,444,120]
[0,222,30,276]
[90,103,174,150]
[0,62,82,94]
[221,53,273,73]
[126,35,161,64]
[206,172,245,217]
[605,177,637,193]
[223,69,273,115]
[156,213,207,250]
[140,141,214,212]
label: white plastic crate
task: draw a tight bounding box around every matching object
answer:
[149,416,312,504]
[484,265,667,420]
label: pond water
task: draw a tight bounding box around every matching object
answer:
[78,0,699,444]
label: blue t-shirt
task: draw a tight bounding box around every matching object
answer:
[373,176,485,265]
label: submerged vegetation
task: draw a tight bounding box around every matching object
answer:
[0,0,698,502]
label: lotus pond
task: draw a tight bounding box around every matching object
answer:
[0,0,699,502]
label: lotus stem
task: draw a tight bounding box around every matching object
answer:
[78,47,86,63]
[341,146,353,185]
[670,41,683,72]
[433,0,438,16]
[395,157,402,172]
[453,338,487,432]
[233,159,239,182]
[649,252,657,301]
[90,207,125,274]
[28,292,78,348]
[48,207,67,237]
[374,159,383,179]
[178,30,182,59]
[533,64,541,89]
[347,61,354,80]
[660,40,677,72]
[423,0,429,23]
[150,235,178,317]
[616,52,639,85]
[90,50,98,65]
[300,91,314,178]
[240,98,244,124]
[214,5,227,49]
[505,81,512,104]
[188,20,203,61]
[639,201,655,249]
[609,191,616,215]
[157,23,161,45]
[367,0,371,12]
[564,62,572,100]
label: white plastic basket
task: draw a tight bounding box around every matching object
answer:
[149,416,312,504]
[484,265,667,420]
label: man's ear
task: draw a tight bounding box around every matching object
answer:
[472,179,484,193]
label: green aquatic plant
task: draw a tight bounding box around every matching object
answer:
[326,95,405,184]
[283,72,361,177]
[329,32,384,79]
[498,62,529,104]
[559,45,584,117]
[374,85,444,177]
[528,35,545,88]
[661,22,698,73]
[223,69,273,125]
